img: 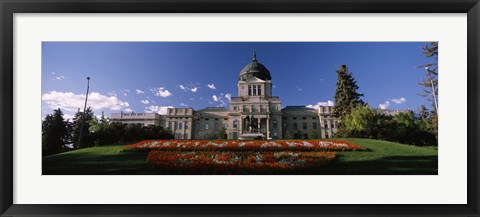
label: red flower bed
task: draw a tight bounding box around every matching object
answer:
[122,139,365,152]
[146,150,336,174]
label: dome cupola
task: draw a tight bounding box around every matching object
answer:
[238,50,272,81]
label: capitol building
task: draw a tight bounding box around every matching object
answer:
[111,52,339,140]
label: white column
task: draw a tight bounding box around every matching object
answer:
[257,118,260,132]
[266,117,270,139]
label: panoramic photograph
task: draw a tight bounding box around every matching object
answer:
[41,42,438,175]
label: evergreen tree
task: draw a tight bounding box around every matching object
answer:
[333,64,365,120]
[42,108,69,156]
[417,42,438,138]
[72,107,95,148]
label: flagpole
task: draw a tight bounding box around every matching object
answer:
[77,77,90,149]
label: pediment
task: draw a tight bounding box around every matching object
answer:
[245,77,266,83]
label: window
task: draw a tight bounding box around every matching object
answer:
[234,106,238,111]
[233,120,238,129]
[185,121,188,129]
[184,134,188,139]
[302,117,307,120]
[331,123,335,128]
[252,86,257,96]
[205,123,209,130]
[324,124,328,129]
[273,120,278,129]
[252,105,256,112]
[312,117,317,120]
[215,118,218,121]
[179,122,182,129]
[293,117,297,120]
[168,122,171,129]
[204,134,208,139]
[258,85,261,95]
[232,132,238,140]
[302,123,307,130]
[214,123,219,130]
[248,85,252,96]
[174,122,178,130]
[224,123,228,129]
[313,122,317,129]
[293,123,298,130]
[259,105,264,112]
[195,123,200,130]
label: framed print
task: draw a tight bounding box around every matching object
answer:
[1,0,479,216]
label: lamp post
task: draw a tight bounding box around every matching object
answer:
[77,77,90,149]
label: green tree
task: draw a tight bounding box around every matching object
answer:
[307,130,319,139]
[216,128,228,140]
[42,108,69,156]
[333,64,365,120]
[72,107,95,148]
[417,42,438,138]
[337,105,436,146]
[339,105,387,138]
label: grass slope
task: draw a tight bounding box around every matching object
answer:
[42,138,437,175]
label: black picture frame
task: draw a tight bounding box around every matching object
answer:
[1,0,479,216]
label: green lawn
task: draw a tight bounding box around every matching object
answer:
[42,138,437,175]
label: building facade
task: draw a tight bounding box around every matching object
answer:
[112,51,403,139]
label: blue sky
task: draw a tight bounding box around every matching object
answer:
[41,42,433,120]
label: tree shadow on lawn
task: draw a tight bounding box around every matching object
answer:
[42,151,153,175]
[43,151,438,175]
[312,155,438,175]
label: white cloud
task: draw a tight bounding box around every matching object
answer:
[55,75,65,80]
[108,91,117,97]
[63,113,75,121]
[378,97,406,109]
[306,100,335,109]
[296,86,303,92]
[42,91,130,112]
[225,93,232,101]
[123,93,127,96]
[136,89,145,94]
[391,97,407,104]
[178,84,198,93]
[379,101,391,110]
[211,94,228,107]
[141,99,150,104]
[124,108,133,113]
[151,87,172,97]
[207,83,216,89]
[51,72,56,75]
[145,105,174,115]
[180,103,188,107]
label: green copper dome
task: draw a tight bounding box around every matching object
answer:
[239,51,272,81]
